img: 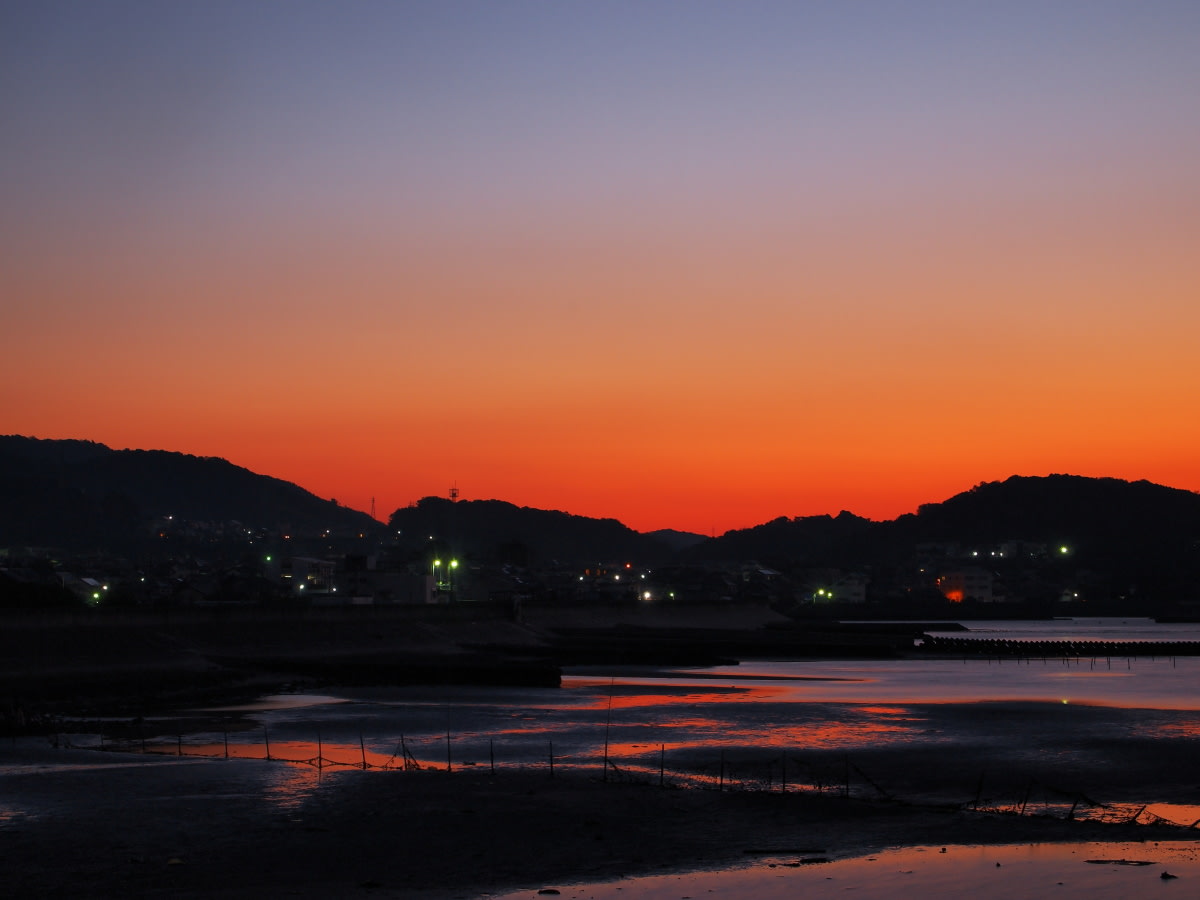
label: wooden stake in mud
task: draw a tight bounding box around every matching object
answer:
[224,730,229,759]
[660,745,665,787]
[400,734,422,771]
[719,750,725,791]
[548,740,554,778]
[1019,778,1034,815]
[317,728,323,771]
[781,754,787,793]
[602,676,615,782]
[446,731,452,772]
[490,739,495,774]
[264,726,272,761]
[360,732,368,770]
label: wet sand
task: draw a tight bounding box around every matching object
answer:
[486,840,1200,900]
[5,610,1200,897]
[2,739,1197,899]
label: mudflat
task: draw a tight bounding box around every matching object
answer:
[2,739,1197,899]
[5,608,1200,897]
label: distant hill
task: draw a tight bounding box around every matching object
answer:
[645,529,709,552]
[388,496,674,566]
[0,436,380,551]
[5,437,1198,610]
[693,510,880,566]
[897,475,1200,603]
[693,475,1200,557]
[688,474,1200,609]
[902,475,1200,546]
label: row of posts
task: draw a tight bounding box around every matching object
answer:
[93,724,843,793]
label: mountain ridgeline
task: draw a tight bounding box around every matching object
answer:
[2,437,1199,608]
[388,497,668,566]
[0,435,379,551]
[703,476,1200,566]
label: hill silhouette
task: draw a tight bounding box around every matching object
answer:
[696,475,1200,556]
[388,496,672,566]
[691,474,1200,611]
[3,438,1199,611]
[0,436,379,551]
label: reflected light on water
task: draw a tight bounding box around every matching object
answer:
[117,646,1200,823]
[1134,718,1200,739]
[599,715,916,761]
[1143,804,1200,826]
[262,763,323,811]
[0,804,31,826]
[188,739,407,770]
[485,841,1200,900]
[573,687,772,711]
[197,694,349,714]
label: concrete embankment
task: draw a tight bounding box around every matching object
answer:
[0,604,559,722]
[0,603,935,723]
[919,635,1200,657]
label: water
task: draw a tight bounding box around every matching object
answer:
[45,618,1200,821]
[185,617,1200,761]
[483,841,1200,900]
[10,617,1200,897]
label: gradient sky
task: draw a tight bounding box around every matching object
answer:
[3,1,1198,533]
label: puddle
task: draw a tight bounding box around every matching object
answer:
[485,841,1200,899]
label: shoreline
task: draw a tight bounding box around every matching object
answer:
[6,609,1200,895]
[3,744,1198,899]
[9,606,1200,728]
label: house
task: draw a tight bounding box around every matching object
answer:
[936,567,995,603]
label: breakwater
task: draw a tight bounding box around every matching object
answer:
[919,635,1200,657]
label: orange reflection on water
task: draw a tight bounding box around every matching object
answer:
[1131,719,1200,739]
[186,739,407,770]
[485,841,1200,900]
[856,706,912,716]
[597,705,921,755]
[573,688,778,712]
[262,762,322,810]
[570,678,928,751]
[1142,804,1200,826]
[657,719,915,752]
[177,738,420,808]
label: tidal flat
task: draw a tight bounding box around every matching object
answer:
[6,616,1200,897]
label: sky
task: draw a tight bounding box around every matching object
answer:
[3,1,1198,534]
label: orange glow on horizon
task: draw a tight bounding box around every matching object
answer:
[3,4,1197,535]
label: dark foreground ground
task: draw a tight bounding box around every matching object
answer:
[2,741,1198,900]
[4,608,1200,897]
